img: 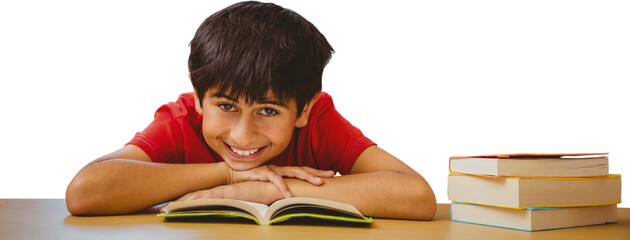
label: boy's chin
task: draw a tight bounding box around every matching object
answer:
[224,160,264,171]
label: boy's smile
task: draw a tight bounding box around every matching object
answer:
[224,143,266,157]
[194,88,315,171]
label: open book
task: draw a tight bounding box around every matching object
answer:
[158,197,373,225]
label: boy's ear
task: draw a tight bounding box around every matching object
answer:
[295,92,321,128]
[193,88,203,115]
[190,73,203,115]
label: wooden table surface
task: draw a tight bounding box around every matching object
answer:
[1,199,628,240]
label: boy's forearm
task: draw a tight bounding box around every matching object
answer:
[66,160,229,215]
[284,172,436,220]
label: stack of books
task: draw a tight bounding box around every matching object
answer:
[447,153,622,231]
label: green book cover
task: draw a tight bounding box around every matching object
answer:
[158,197,373,226]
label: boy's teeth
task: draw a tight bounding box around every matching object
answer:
[231,146,259,156]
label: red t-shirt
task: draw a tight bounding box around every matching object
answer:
[127,92,375,174]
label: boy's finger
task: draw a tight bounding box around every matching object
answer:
[176,192,193,201]
[287,166,334,178]
[267,165,331,186]
[309,169,335,177]
[267,173,291,198]
[291,168,326,186]
[271,166,317,183]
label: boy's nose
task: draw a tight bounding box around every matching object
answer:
[230,116,259,147]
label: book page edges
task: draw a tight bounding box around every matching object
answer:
[450,202,618,231]
[159,199,267,221]
[267,197,364,220]
[448,200,621,210]
[450,217,616,232]
[269,213,372,225]
[450,153,608,160]
[448,153,608,173]
[448,172,620,179]
[157,212,262,225]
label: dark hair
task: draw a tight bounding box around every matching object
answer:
[188,1,334,115]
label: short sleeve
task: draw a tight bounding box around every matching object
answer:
[126,93,201,163]
[308,94,376,174]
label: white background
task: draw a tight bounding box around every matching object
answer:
[1,0,628,207]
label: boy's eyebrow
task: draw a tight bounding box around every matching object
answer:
[256,99,288,108]
[210,93,288,108]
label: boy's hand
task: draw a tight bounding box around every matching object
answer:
[172,181,283,205]
[226,164,335,199]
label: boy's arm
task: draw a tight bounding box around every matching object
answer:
[66,145,231,215]
[285,145,436,220]
[66,145,332,215]
[179,145,436,220]
[289,149,436,220]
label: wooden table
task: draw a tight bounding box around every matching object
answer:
[1,199,628,240]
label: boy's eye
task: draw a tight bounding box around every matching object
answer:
[218,104,237,112]
[259,107,278,116]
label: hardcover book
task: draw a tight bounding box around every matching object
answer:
[158,197,372,225]
[447,173,621,209]
[450,202,618,231]
[449,153,608,177]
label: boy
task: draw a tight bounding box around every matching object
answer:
[66,1,436,220]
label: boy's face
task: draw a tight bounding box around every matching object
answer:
[194,87,315,171]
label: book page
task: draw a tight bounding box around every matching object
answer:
[265,197,365,221]
[161,199,268,221]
